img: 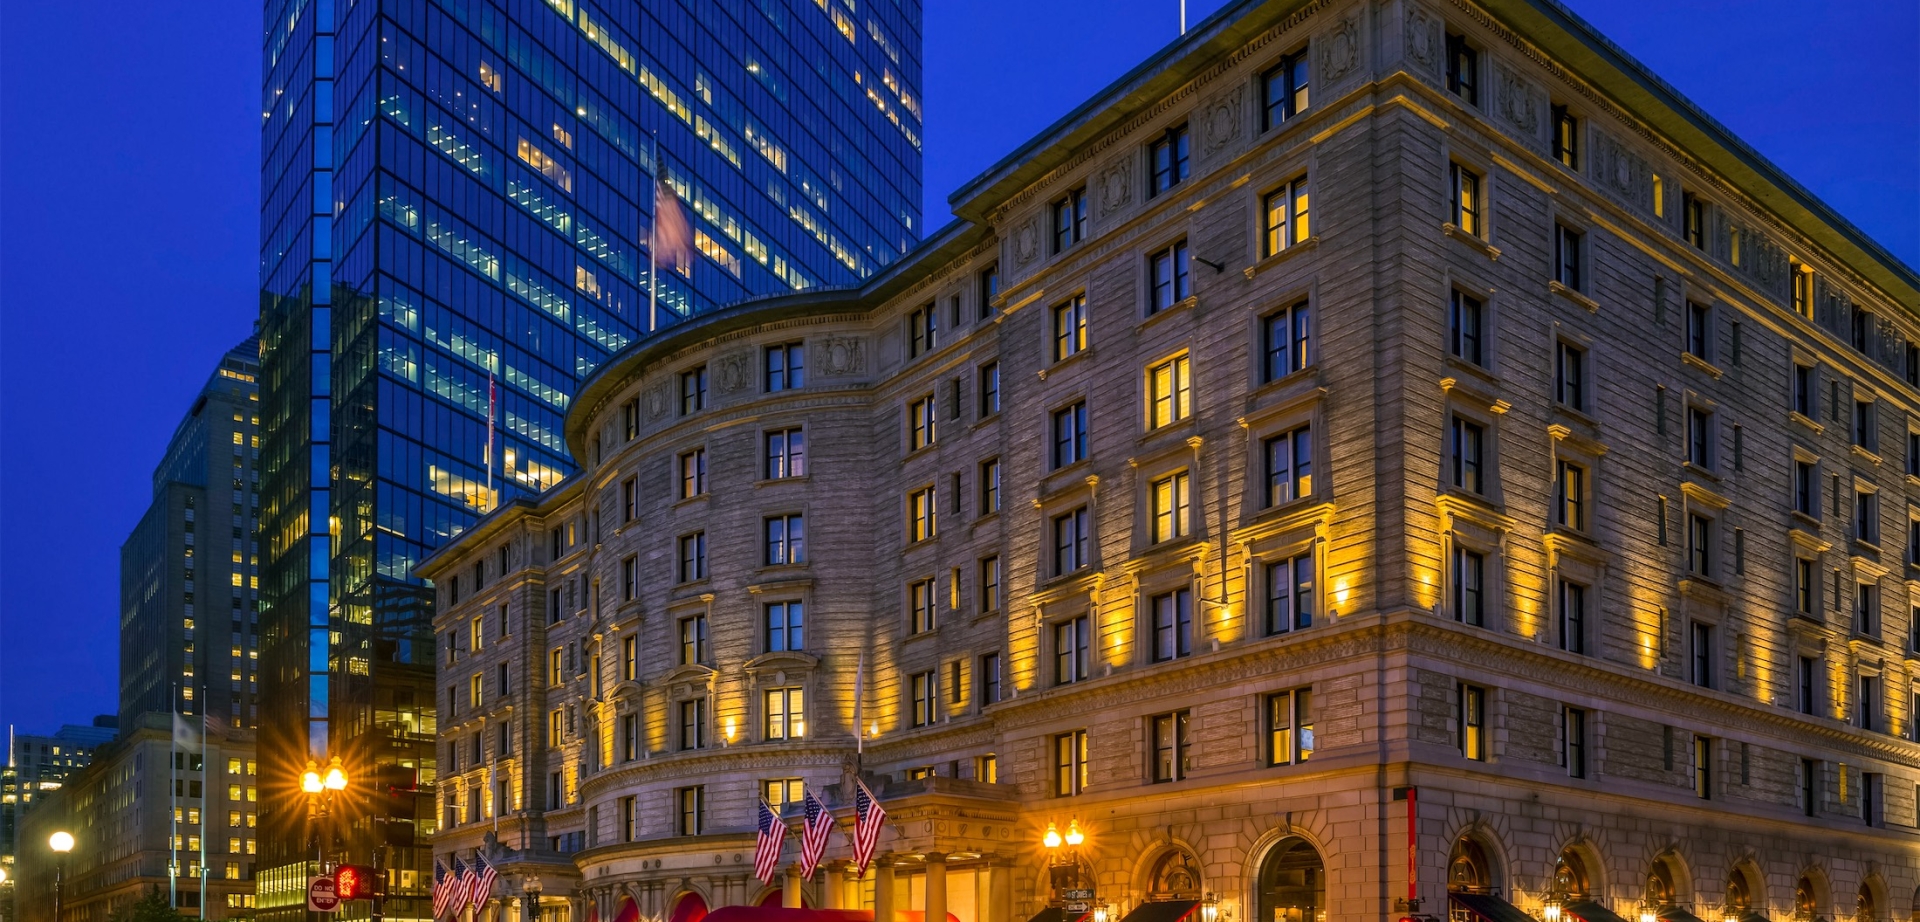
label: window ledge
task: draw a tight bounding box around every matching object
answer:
[901,537,942,555]
[1547,280,1599,313]
[1906,472,1920,489]
[1243,237,1320,279]
[1138,295,1200,332]
[673,494,710,510]
[1680,352,1723,379]
[1852,538,1882,557]
[1441,223,1501,260]
[1681,461,1721,485]
[755,476,811,487]
[1788,411,1825,435]
[1850,444,1883,466]
[902,628,941,644]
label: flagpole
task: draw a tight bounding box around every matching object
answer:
[200,708,210,918]
[170,688,179,910]
[853,651,865,763]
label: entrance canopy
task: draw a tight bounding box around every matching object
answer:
[1117,900,1199,922]
[1450,892,1536,922]
[1566,901,1632,922]
[706,908,961,922]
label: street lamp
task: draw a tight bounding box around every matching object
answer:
[302,756,350,875]
[1042,818,1089,904]
[49,831,74,922]
[523,873,544,922]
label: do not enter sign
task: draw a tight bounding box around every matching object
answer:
[308,876,342,912]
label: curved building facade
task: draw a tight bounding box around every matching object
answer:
[422,0,1920,919]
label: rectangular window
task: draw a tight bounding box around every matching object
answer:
[1693,735,1712,798]
[1446,34,1478,104]
[1267,689,1314,765]
[979,458,1002,515]
[1052,188,1087,253]
[679,615,708,666]
[765,688,805,740]
[909,671,937,728]
[1453,547,1485,627]
[1262,300,1313,381]
[764,514,805,565]
[1149,471,1192,544]
[1855,400,1877,451]
[621,477,639,522]
[1854,308,1875,352]
[1459,684,1486,761]
[1551,104,1579,168]
[1262,177,1311,256]
[1856,490,1879,545]
[1147,354,1192,428]
[1863,772,1880,826]
[1554,224,1584,291]
[678,699,707,751]
[1686,406,1713,468]
[1450,163,1482,236]
[979,263,1001,319]
[1053,729,1089,796]
[1262,50,1309,128]
[1558,579,1588,655]
[908,395,937,451]
[1555,341,1586,411]
[678,532,708,583]
[1857,674,1879,731]
[1797,656,1817,714]
[679,448,707,499]
[1791,261,1814,318]
[680,366,709,414]
[1266,553,1315,634]
[979,556,1002,614]
[1802,758,1818,817]
[1683,193,1706,250]
[1690,621,1714,688]
[1553,459,1587,531]
[1910,433,1920,477]
[1053,616,1091,685]
[621,555,639,601]
[978,362,1001,417]
[909,578,936,635]
[1053,507,1091,576]
[908,304,938,358]
[676,786,705,835]
[1150,589,1194,662]
[1149,125,1191,196]
[764,343,806,392]
[1857,582,1879,637]
[1150,710,1191,783]
[1793,365,1815,417]
[1688,514,1713,578]
[1563,706,1588,778]
[1687,301,1712,359]
[1794,462,1817,517]
[765,601,805,652]
[1449,291,1484,365]
[765,428,807,479]
[1449,415,1485,494]
[1148,240,1191,313]
[763,779,804,813]
[909,487,938,542]
[978,652,1002,708]
[1264,425,1313,507]
[620,713,638,762]
[1052,294,1088,361]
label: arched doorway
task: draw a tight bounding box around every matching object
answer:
[1724,865,1761,921]
[1253,837,1325,922]
[1552,849,1594,903]
[1857,883,1879,922]
[1794,876,1821,922]
[1145,848,1205,902]
[1448,837,1496,896]
[671,892,711,922]
[1644,859,1678,911]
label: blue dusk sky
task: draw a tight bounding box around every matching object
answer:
[0,1,1913,735]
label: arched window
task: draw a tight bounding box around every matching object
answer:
[1857,883,1878,922]
[1254,837,1325,922]
[1145,849,1204,902]
[1725,870,1753,914]
[1553,850,1592,902]
[1448,837,1494,895]
[1645,861,1677,908]
[1793,877,1818,922]
[671,892,710,922]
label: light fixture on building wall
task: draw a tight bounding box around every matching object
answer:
[1201,893,1224,922]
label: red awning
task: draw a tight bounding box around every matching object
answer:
[614,898,642,922]
[672,893,711,922]
[706,908,959,922]
[588,904,601,922]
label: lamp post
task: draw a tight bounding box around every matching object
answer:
[301,755,349,922]
[523,874,544,922]
[49,831,74,922]
[1042,819,1088,905]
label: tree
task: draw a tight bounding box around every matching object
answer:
[111,887,193,922]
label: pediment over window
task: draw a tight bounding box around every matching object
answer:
[744,650,819,674]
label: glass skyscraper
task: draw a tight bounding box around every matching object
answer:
[255,0,921,914]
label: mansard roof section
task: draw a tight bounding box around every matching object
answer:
[946,0,1286,223]
[565,218,988,458]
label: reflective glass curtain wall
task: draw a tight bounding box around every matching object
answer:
[257,0,921,914]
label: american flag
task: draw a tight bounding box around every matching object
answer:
[436,856,465,920]
[752,798,787,884]
[469,852,498,910]
[798,789,834,877]
[850,778,886,875]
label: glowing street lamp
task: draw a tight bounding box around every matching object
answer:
[50,831,74,921]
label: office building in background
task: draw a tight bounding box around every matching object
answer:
[254,0,923,915]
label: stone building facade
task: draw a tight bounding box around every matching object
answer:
[421,0,1920,920]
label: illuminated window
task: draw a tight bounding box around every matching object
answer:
[908,396,937,450]
[1551,104,1578,169]
[1146,354,1192,429]
[1053,729,1088,795]
[1264,425,1312,507]
[1262,177,1310,256]
[679,448,706,498]
[765,688,805,740]
[1458,684,1486,760]
[1052,188,1087,254]
[1449,163,1482,237]
[1267,689,1313,765]
[1052,295,1087,361]
[1262,49,1309,128]
[516,139,572,192]
[1149,471,1191,544]
[763,778,803,812]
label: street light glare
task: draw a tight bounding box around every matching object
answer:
[1064,819,1084,847]
[301,769,323,794]
[49,831,74,853]
[1043,822,1063,849]
[324,756,348,791]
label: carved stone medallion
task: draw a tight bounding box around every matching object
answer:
[1012,216,1042,266]
[645,381,671,421]
[1318,11,1360,84]
[1096,156,1132,217]
[816,334,867,376]
[1405,4,1440,74]
[1494,62,1538,134]
[714,349,753,395]
[1199,86,1244,157]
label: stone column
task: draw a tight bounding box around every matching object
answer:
[925,854,948,922]
[825,865,846,909]
[876,861,896,922]
[988,862,1013,922]
[786,864,804,908]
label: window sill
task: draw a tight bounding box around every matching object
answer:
[1680,352,1723,379]
[1549,404,1600,431]
[755,476,811,487]
[1547,280,1598,313]
[1038,348,1094,380]
[1243,236,1320,280]
[1852,538,1882,557]
[902,537,942,554]
[1851,444,1883,466]
[903,627,941,644]
[1790,510,1822,531]
[1788,411,1825,435]
[674,494,710,510]
[1138,295,1199,333]
[1441,222,1501,260]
